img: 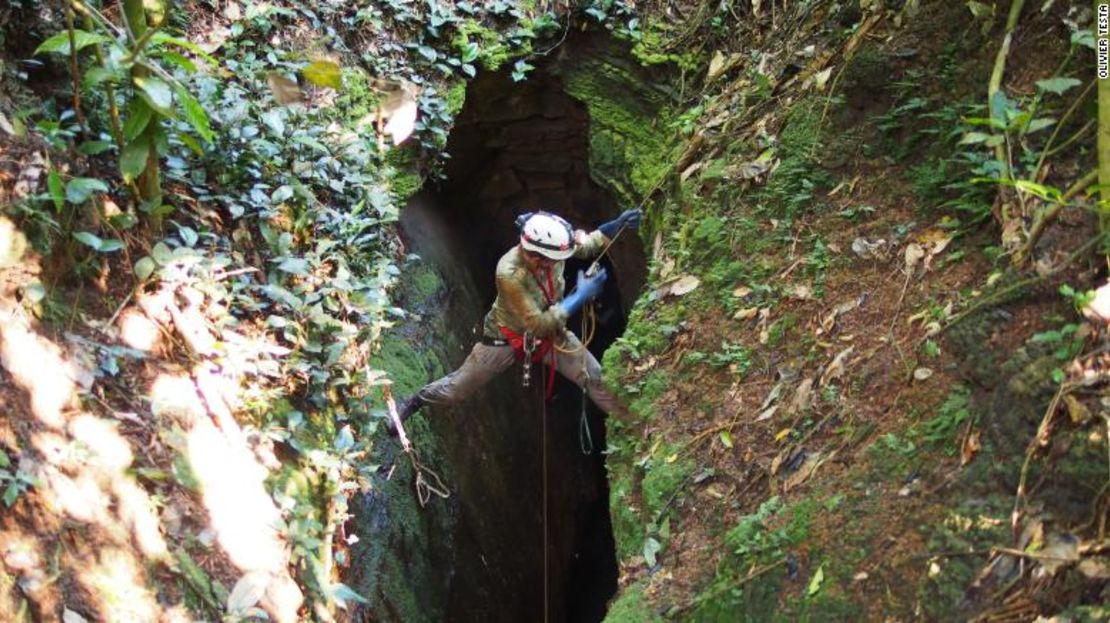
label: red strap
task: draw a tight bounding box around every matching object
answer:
[498,326,557,401]
[530,266,556,306]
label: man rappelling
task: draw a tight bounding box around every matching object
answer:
[393,208,643,427]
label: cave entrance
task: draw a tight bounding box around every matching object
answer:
[414,45,646,623]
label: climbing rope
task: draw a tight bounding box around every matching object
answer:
[381,384,450,508]
[539,355,550,623]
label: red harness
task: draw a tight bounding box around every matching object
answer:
[499,265,558,399]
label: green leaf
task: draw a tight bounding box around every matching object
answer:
[302,60,342,90]
[958,132,991,145]
[3,484,18,507]
[1072,29,1095,50]
[73,231,104,250]
[277,257,309,274]
[271,185,294,203]
[461,63,476,78]
[123,99,154,140]
[984,134,1006,148]
[174,85,214,142]
[461,42,479,63]
[719,430,734,449]
[98,239,125,252]
[158,51,197,73]
[134,256,156,280]
[1036,77,1082,95]
[34,30,110,56]
[807,565,825,596]
[177,226,198,247]
[133,76,174,116]
[65,177,109,204]
[78,140,113,155]
[1014,179,1062,202]
[47,170,64,212]
[330,583,369,609]
[1025,118,1056,134]
[120,135,151,183]
[149,32,218,66]
[0,449,9,469]
[151,242,174,265]
[643,536,661,567]
[417,46,438,61]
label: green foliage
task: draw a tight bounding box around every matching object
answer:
[757,102,833,222]
[0,448,35,507]
[691,497,818,620]
[603,579,661,623]
[641,445,693,521]
[921,387,973,452]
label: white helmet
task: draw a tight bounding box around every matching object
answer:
[519,212,574,260]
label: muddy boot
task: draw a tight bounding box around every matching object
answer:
[388,394,426,437]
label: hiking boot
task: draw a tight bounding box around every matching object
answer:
[388,394,426,436]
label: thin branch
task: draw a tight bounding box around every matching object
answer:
[1035,79,1095,176]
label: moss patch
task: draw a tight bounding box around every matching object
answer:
[603,579,661,623]
[560,42,682,205]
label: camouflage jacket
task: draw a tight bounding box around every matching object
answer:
[482,230,608,340]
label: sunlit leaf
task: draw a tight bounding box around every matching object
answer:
[807,565,825,596]
[719,430,734,448]
[73,231,104,250]
[158,51,197,73]
[134,256,156,280]
[1025,117,1056,134]
[330,583,369,609]
[642,536,661,567]
[227,571,269,614]
[150,33,219,66]
[134,76,174,116]
[47,170,64,212]
[3,484,18,507]
[1036,77,1082,95]
[303,60,342,90]
[65,177,109,203]
[174,84,214,142]
[958,131,991,145]
[34,30,110,56]
[120,135,151,182]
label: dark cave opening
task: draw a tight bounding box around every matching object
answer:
[413,50,647,622]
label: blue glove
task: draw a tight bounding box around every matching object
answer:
[599,209,643,239]
[558,268,607,316]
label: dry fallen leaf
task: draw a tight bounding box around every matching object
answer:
[819,347,854,387]
[756,404,779,422]
[904,243,925,273]
[814,67,834,90]
[960,429,981,466]
[1063,394,1091,424]
[913,367,934,381]
[791,284,814,300]
[734,306,760,321]
[791,378,815,413]
[668,275,701,296]
[732,285,752,298]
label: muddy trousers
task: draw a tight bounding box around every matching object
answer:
[416,332,628,418]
